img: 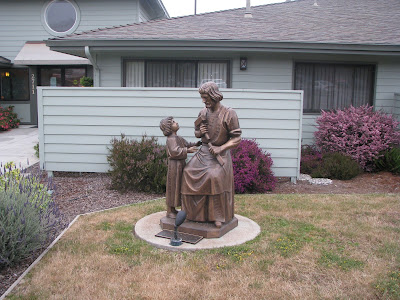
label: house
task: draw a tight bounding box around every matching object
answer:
[0,0,169,125]
[46,0,400,144]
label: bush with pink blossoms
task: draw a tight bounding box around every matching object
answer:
[231,139,276,193]
[314,105,400,171]
[0,105,20,131]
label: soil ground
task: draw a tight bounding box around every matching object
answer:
[1,165,399,296]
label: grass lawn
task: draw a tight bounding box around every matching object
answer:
[7,194,400,299]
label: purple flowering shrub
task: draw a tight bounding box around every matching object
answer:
[300,145,323,175]
[231,139,276,193]
[107,134,167,193]
[314,105,400,171]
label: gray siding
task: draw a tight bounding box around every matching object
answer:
[139,1,152,22]
[301,115,318,145]
[0,0,140,62]
[75,0,139,28]
[95,52,400,145]
[395,93,400,123]
[38,87,303,178]
[98,53,123,87]
[375,60,400,113]
[231,54,293,90]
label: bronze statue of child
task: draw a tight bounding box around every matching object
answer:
[160,117,199,219]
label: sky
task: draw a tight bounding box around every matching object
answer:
[162,0,286,18]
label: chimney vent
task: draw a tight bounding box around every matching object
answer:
[245,0,253,18]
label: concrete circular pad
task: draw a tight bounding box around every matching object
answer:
[134,211,260,251]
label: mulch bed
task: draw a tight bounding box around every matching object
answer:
[1,164,399,296]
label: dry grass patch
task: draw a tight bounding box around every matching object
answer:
[7,194,400,300]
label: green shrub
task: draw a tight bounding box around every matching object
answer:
[79,76,93,87]
[311,152,361,180]
[107,134,167,193]
[0,189,61,268]
[374,147,400,174]
[300,145,323,175]
[34,143,39,158]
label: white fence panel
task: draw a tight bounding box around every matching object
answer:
[38,87,303,179]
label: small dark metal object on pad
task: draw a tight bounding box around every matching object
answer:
[170,211,186,246]
[156,230,203,244]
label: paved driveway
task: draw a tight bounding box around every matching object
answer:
[0,125,39,169]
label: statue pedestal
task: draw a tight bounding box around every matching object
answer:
[160,216,238,238]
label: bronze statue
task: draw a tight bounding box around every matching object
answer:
[181,82,242,228]
[160,117,198,219]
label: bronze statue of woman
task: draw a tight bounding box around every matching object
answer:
[181,82,242,228]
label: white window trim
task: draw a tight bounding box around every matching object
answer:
[41,0,81,36]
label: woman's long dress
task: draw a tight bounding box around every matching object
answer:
[181,105,241,223]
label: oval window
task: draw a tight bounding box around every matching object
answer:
[45,0,77,33]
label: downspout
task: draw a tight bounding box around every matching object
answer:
[85,46,100,86]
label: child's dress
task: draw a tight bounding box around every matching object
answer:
[166,135,196,208]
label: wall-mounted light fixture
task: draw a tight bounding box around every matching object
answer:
[5,72,10,77]
[240,57,247,70]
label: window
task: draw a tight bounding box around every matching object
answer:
[39,66,86,87]
[0,68,29,101]
[42,0,80,35]
[124,60,230,88]
[294,62,375,112]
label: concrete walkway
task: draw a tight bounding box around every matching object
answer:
[0,125,39,169]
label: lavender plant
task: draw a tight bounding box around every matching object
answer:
[107,134,168,193]
[231,139,276,193]
[0,164,62,268]
[0,162,54,210]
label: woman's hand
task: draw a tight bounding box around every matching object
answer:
[209,144,222,156]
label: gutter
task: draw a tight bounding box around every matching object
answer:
[47,40,400,57]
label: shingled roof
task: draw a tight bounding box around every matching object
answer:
[52,0,400,46]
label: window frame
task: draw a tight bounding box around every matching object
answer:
[122,59,231,88]
[294,61,376,113]
[41,0,81,36]
[0,68,30,101]
[37,66,87,87]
